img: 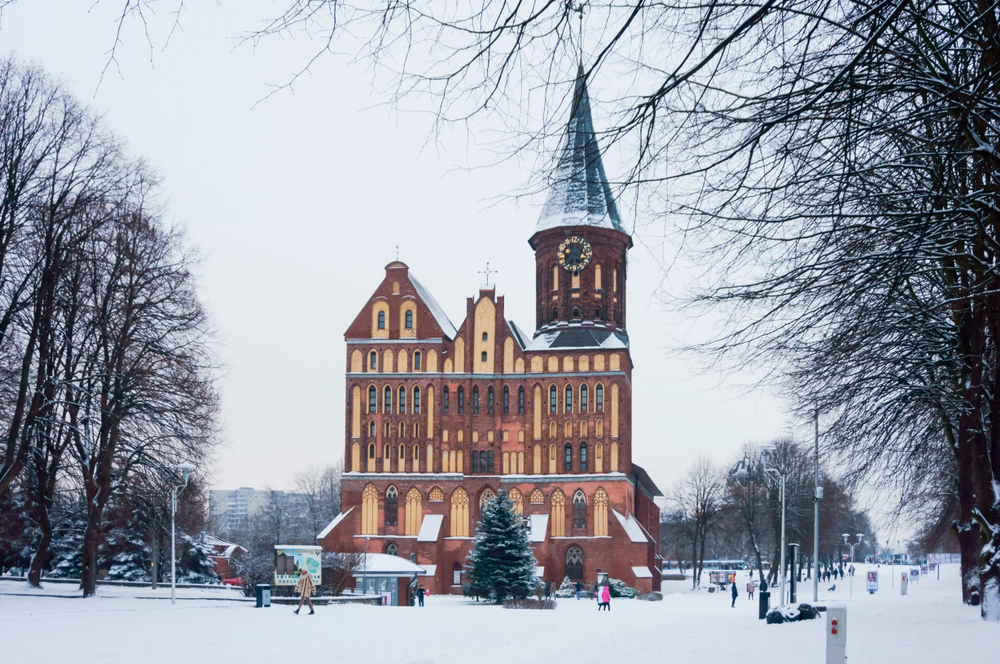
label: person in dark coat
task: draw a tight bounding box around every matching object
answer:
[544,582,551,599]
[731,581,739,608]
[575,581,582,600]
[417,585,426,607]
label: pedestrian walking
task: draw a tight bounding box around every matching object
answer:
[294,568,316,615]
[417,585,426,607]
[544,582,551,600]
[601,584,611,611]
[747,580,755,600]
[575,581,582,600]
[731,581,738,608]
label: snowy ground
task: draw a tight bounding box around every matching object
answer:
[2,564,996,663]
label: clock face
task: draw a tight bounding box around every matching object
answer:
[557,236,593,273]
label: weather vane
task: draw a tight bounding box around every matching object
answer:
[478,262,498,286]
[396,243,400,261]
[570,1,586,60]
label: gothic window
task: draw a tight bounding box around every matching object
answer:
[399,387,406,413]
[399,443,406,463]
[385,486,398,526]
[405,487,422,536]
[413,422,420,438]
[369,386,377,413]
[453,561,463,586]
[385,542,398,556]
[580,384,588,412]
[595,306,602,320]
[369,421,376,437]
[443,386,450,414]
[572,306,580,318]
[565,385,573,413]
[450,488,469,537]
[487,450,494,473]
[361,484,378,535]
[564,443,572,471]
[482,332,488,341]
[552,308,558,322]
[384,443,390,459]
[488,386,494,414]
[405,310,413,329]
[503,386,509,414]
[414,351,421,370]
[550,489,565,537]
[368,443,376,458]
[399,422,406,438]
[378,311,386,330]
[429,486,444,502]
[550,386,557,413]
[596,384,604,412]
[370,351,377,370]
[566,546,583,579]
[480,488,496,508]
[458,387,464,413]
[580,442,588,471]
[573,490,587,528]
[518,386,525,414]
[509,488,524,514]
[473,387,480,414]
[384,386,392,413]
[413,386,421,414]
[384,421,390,438]
[471,450,480,474]
[413,444,420,461]
[530,489,545,504]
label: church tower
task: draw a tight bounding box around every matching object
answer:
[531,66,632,336]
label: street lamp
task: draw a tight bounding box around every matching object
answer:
[171,462,196,605]
[759,444,787,607]
[842,533,864,599]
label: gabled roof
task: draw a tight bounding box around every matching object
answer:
[410,272,458,339]
[631,463,663,498]
[534,65,626,236]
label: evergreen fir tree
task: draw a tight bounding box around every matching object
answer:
[465,491,537,602]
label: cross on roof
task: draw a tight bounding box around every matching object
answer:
[478,262,497,286]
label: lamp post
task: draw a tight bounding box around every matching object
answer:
[363,535,370,595]
[842,533,863,599]
[171,462,196,605]
[813,410,822,602]
[759,445,786,607]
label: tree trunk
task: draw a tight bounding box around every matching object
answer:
[81,501,103,597]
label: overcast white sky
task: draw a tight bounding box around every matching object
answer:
[1,1,799,498]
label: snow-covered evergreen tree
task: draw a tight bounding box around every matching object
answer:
[174,533,219,584]
[555,576,576,598]
[465,491,537,602]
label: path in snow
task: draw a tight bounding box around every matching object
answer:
[2,564,996,663]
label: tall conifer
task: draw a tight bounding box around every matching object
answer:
[466,491,537,602]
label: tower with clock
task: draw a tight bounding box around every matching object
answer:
[320,68,661,603]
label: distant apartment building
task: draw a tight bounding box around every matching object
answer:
[209,487,309,531]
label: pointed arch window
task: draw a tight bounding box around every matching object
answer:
[550,386,557,413]
[530,489,545,504]
[369,386,377,413]
[369,351,378,370]
[368,443,376,459]
[487,450,494,473]
[398,387,406,413]
[572,306,580,318]
[552,307,558,322]
[596,384,604,412]
[383,443,390,459]
[458,386,464,414]
[378,311,386,330]
[518,386,525,414]
[361,484,378,535]
[595,306,602,320]
[565,385,573,413]
[503,386,510,414]
[384,386,392,413]
[399,422,406,438]
[443,386,450,414]
[573,490,586,528]
[471,450,480,474]
[479,488,496,509]
[384,421,390,438]
[413,386,421,414]
[564,443,572,471]
[399,443,406,463]
[405,310,413,329]
[580,384,588,413]
[473,386,480,414]
[385,542,398,556]
[385,486,398,526]
[369,421,376,437]
[580,442,588,471]
[488,386,494,414]
[414,351,421,370]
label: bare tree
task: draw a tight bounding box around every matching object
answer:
[669,456,726,589]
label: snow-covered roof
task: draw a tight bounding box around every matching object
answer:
[417,514,444,542]
[534,65,626,237]
[529,514,549,543]
[525,328,629,351]
[410,273,457,339]
[203,534,246,558]
[507,320,530,350]
[612,510,648,543]
[420,565,437,577]
[535,566,545,579]
[352,553,426,577]
[632,566,654,579]
[318,507,353,540]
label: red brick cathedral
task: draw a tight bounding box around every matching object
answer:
[319,72,662,596]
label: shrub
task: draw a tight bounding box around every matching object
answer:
[504,598,556,610]
[608,578,637,598]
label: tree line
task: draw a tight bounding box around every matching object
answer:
[0,56,219,596]
[665,440,875,590]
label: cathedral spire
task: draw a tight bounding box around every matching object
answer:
[533,65,625,238]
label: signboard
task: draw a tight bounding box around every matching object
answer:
[909,568,919,582]
[273,545,322,586]
[920,565,928,576]
[709,571,736,585]
[866,571,878,592]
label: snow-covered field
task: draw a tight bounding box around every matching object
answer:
[2,564,996,663]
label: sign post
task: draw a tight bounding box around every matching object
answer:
[826,604,847,664]
[866,571,878,594]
